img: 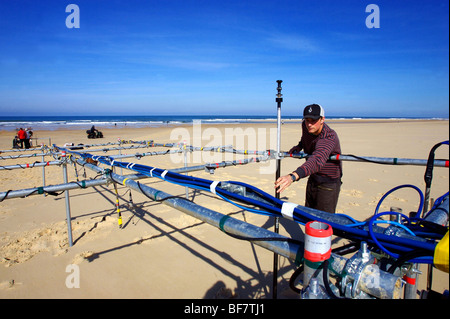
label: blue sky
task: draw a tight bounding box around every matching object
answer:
[0,0,448,117]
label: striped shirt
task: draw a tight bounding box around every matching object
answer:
[294,121,342,181]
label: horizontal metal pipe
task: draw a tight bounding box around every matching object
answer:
[0,160,61,171]
[0,151,54,160]
[0,171,148,201]
[0,140,156,160]
[107,149,184,160]
[282,152,449,167]
[64,139,153,149]
[74,144,150,154]
[0,147,44,153]
[203,155,271,171]
[132,141,270,156]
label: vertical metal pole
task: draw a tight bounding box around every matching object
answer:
[41,144,46,197]
[184,141,189,199]
[61,151,73,247]
[118,138,123,175]
[273,80,283,299]
[391,207,419,299]
[113,182,123,228]
[404,264,420,299]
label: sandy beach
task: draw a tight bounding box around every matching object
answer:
[0,119,448,299]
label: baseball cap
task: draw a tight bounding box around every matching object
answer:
[303,104,325,120]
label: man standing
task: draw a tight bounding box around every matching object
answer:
[17,128,27,149]
[275,104,342,214]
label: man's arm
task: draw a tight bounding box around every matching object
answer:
[294,135,336,179]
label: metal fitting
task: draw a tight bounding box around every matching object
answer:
[340,242,403,299]
[301,278,329,299]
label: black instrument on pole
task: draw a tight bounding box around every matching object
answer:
[423,140,448,292]
[273,80,283,299]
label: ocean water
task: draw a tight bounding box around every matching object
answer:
[0,115,280,131]
[0,115,446,132]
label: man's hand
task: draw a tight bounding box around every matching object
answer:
[274,173,298,193]
[288,145,302,154]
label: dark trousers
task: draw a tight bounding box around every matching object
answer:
[305,177,341,214]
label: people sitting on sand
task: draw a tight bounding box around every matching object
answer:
[12,134,21,149]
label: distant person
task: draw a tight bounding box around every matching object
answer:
[17,128,27,149]
[87,125,98,137]
[86,125,103,138]
[25,128,32,149]
[275,104,343,214]
[12,135,21,149]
